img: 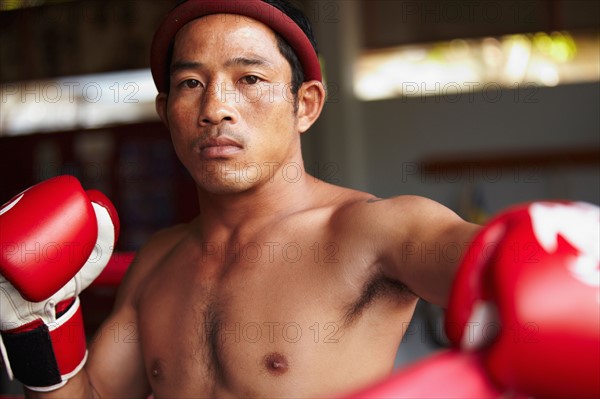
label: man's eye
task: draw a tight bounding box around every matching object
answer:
[183,79,201,89]
[241,75,260,85]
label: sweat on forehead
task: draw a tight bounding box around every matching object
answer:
[150,0,322,93]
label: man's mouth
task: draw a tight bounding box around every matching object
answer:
[199,136,244,159]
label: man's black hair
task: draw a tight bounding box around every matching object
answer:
[261,0,319,96]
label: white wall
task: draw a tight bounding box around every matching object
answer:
[304,82,599,214]
[360,82,600,213]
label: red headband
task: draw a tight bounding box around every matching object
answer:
[150,0,322,93]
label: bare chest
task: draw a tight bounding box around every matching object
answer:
[137,238,415,397]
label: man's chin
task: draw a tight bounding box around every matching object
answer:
[195,179,256,196]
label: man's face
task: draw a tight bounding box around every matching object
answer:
[160,14,301,194]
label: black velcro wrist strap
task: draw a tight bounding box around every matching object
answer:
[1,323,61,388]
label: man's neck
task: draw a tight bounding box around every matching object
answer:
[195,165,318,239]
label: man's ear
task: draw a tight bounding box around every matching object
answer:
[296,81,325,134]
[155,93,169,127]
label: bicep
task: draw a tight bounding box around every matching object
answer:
[376,196,480,307]
[85,302,150,399]
[397,218,479,307]
[83,243,161,398]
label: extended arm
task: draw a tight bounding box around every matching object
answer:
[346,195,480,307]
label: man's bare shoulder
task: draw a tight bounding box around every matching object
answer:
[138,222,192,261]
[326,192,479,305]
[328,192,470,254]
[330,193,444,230]
[114,220,196,306]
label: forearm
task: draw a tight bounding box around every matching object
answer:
[24,368,98,399]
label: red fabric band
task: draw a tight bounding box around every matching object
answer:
[92,251,135,287]
[50,298,87,376]
[342,350,502,399]
[150,0,322,93]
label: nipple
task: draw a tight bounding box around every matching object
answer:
[150,359,163,380]
[264,352,289,375]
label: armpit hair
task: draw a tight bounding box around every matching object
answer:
[342,270,416,328]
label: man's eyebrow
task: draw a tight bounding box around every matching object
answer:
[170,57,274,76]
[170,61,203,75]
[224,56,274,68]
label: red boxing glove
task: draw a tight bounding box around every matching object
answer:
[445,201,599,399]
[0,176,119,391]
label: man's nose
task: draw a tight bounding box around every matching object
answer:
[198,82,238,126]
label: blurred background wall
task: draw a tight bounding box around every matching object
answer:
[1,0,598,395]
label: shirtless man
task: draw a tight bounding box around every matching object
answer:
[0,0,480,397]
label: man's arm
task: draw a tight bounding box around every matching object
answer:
[346,201,600,399]
[347,195,480,307]
[22,222,186,399]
